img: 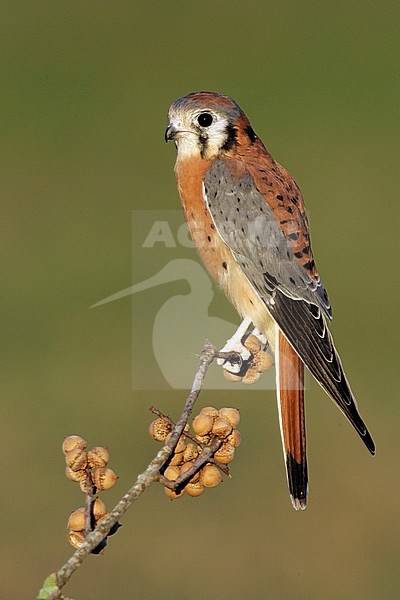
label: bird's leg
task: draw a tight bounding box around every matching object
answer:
[217,317,253,374]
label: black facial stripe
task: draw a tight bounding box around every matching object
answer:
[222,123,237,151]
[199,134,208,158]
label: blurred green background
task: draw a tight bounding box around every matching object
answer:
[2,2,399,599]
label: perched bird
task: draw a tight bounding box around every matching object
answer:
[165,92,375,509]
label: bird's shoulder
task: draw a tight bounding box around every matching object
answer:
[221,148,320,283]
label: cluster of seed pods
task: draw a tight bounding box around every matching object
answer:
[62,435,119,553]
[149,406,241,500]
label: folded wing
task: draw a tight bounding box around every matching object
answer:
[203,159,375,454]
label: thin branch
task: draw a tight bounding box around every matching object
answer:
[158,437,224,490]
[42,340,220,600]
[173,438,222,488]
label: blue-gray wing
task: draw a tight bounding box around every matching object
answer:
[203,159,374,454]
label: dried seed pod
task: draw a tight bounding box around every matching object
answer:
[195,433,212,446]
[87,447,110,469]
[95,512,109,524]
[93,497,107,520]
[65,466,86,483]
[165,433,186,453]
[148,418,172,442]
[163,465,186,499]
[245,335,273,370]
[223,369,243,382]
[62,435,87,455]
[164,465,180,481]
[199,406,219,420]
[180,461,200,483]
[244,334,261,354]
[92,467,118,491]
[169,451,185,466]
[164,486,185,500]
[218,408,240,428]
[183,442,199,462]
[256,350,274,372]
[212,416,232,438]
[79,474,94,494]
[242,367,262,384]
[201,464,222,488]
[68,530,85,549]
[176,437,186,453]
[185,482,205,497]
[227,429,241,448]
[214,443,235,464]
[67,508,86,532]
[192,414,213,436]
[65,448,88,472]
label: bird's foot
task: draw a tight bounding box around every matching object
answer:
[218,326,274,384]
[217,318,252,374]
[217,338,252,374]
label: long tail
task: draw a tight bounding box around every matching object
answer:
[275,325,308,510]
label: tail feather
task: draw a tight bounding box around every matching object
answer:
[275,325,308,510]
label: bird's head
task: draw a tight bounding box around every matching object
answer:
[165,92,259,161]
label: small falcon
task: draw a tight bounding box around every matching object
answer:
[165,91,374,510]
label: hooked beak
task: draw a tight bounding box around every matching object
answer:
[165,122,178,143]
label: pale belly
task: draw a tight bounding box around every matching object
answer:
[184,206,276,351]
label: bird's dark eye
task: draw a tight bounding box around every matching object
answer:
[197,112,213,127]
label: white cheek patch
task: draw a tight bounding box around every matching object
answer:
[176,133,201,160]
[204,118,229,158]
